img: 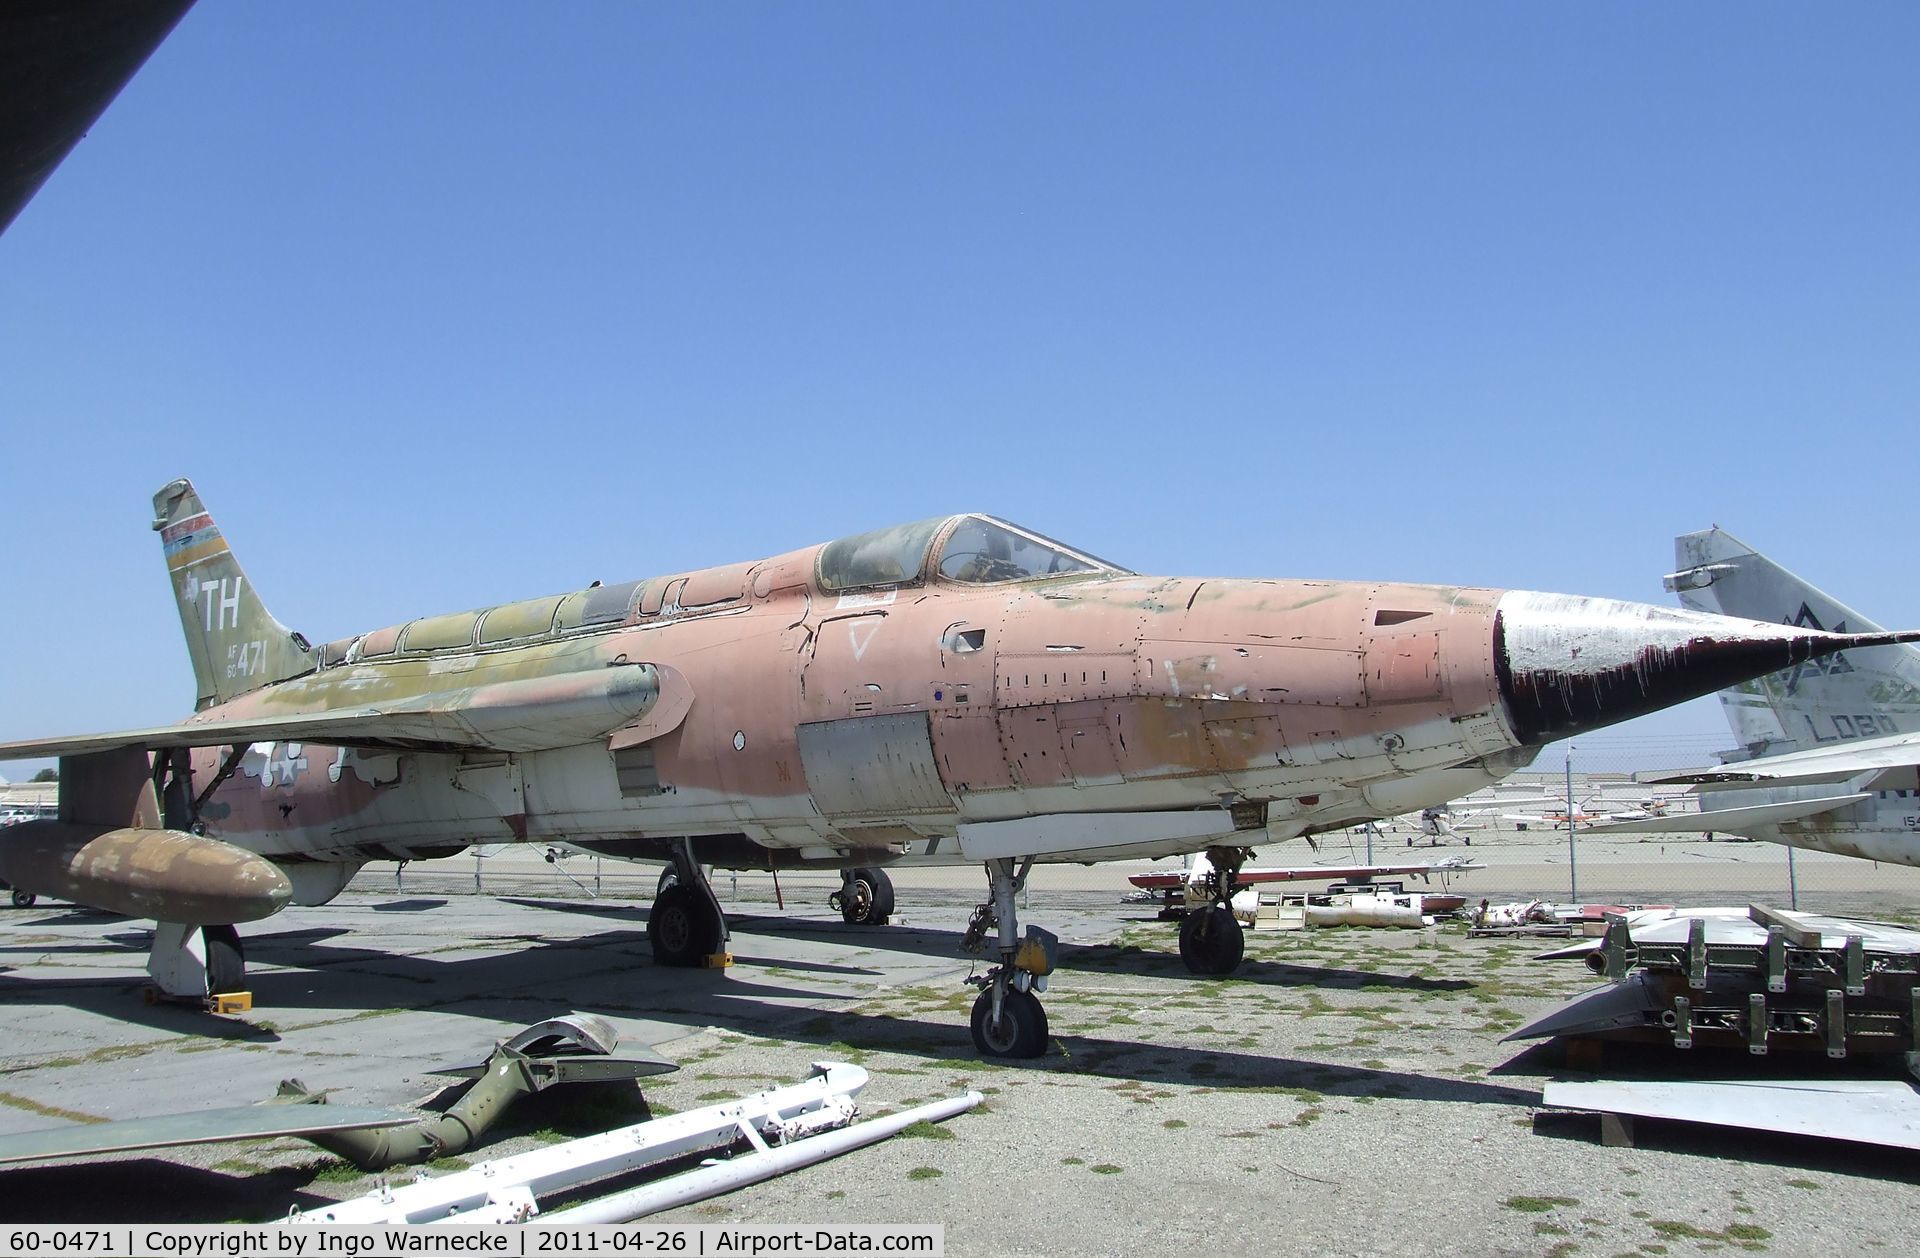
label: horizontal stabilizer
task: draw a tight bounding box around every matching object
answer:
[1642,730,1920,789]
[1578,795,1871,836]
[0,663,689,761]
[0,1104,412,1166]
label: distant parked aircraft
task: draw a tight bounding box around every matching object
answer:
[1584,528,1920,867]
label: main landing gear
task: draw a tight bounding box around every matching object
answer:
[648,841,730,967]
[148,922,248,998]
[829,867,895,926]
[961,857,1058,1058]
[1179,845,1249,976]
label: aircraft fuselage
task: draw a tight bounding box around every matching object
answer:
[192,552,1526,890]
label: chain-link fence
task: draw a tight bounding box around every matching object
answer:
[346,732,1920,921]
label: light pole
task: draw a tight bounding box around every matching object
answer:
[1565,744,1578,903]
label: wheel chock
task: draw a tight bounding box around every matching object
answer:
[701,952,733,970]
[143,987,254,1012]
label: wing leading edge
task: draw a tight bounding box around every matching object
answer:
[0,663,691,761]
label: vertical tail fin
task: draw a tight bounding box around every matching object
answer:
[153,479,316,710]
[1667,527,1920,757]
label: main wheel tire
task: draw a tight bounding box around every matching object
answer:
[657,866,679,896]
[969,987,1049,1058]
[1178,904,1245,975]
[10,889,36,908]
[838,867,895,925]
[648,884,725,966]
[202,924,246,994]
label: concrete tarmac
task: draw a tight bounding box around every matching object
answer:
[1,860,1917,1254]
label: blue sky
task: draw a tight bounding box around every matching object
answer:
[3,4,1916,772]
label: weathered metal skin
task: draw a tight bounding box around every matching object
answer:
[0,821,291,923]
[5,487,1911,914]
[176,567,1502,867]
[161,514,1909,883]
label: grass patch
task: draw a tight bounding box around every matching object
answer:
[1505,1196,1579,1213]
[1162,1119,1188,1129]
[1649,1220,1771,1247]
[307,1159,366,1184]
[899,1120,955,1140]
[906,1167,942,1181]
[0,1092,102,1125]
[1090,1164,1122,1174]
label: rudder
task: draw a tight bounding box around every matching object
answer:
[154,478,315,710]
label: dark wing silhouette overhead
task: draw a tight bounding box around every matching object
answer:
[0,0,196,237]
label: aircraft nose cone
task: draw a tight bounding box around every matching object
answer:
[1493,590,1920,747]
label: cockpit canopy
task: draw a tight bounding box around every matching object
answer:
[815,515,1127,593]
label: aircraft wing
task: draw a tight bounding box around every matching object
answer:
[0,0,198,237]
[1578,794,1874,836]
[0,663,692,760]
[1128,859,1482,889]
[1236,860,1484,884]
[0,1103,411,1166]
[1642,731,1920,790]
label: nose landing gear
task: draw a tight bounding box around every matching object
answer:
[961,857,1057,1058]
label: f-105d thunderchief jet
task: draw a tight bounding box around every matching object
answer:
[4,481,1912,1056]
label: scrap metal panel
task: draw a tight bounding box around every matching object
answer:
[1543,1079,1920,1151]
[796,713,951,818]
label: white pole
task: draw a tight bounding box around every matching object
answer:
[541,1093,984,1225]
[1565,745,1578,904]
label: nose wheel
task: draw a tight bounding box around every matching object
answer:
[961,857,1057,1058]
[970,986,1048,1056]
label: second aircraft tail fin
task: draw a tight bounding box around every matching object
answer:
[1667,527,1920,757]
